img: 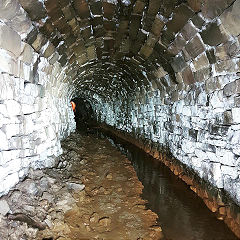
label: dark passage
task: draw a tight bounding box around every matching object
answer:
[101,133,239,240]
[71,98,96,129]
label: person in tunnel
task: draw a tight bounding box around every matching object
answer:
[71,98,96,131]
[70,101,76,112]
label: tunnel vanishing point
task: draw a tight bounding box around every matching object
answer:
[0,0,240,237]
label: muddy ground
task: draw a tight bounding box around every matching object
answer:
[0,131,164,240]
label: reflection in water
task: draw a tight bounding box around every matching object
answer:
[106,137,239,240]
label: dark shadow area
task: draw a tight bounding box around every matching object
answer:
[71,97,97,132]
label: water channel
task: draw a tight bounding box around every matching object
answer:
[100,131,239,240]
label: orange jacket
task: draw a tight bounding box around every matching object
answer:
[71,101,76,112]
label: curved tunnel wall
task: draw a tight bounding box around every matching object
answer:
[0,0,76,196]
[0,0,240,206]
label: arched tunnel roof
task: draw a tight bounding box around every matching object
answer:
[18,0,240,98]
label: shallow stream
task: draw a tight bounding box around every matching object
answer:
[102,132,239,240]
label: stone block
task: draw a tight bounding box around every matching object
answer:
[31,33,46,52]
[210,91,224,108]
[171,54,187,72]
[0,104,8,118]
[194,66,210,83]
[234,96,240,107]
[187,0,202,12]
[193,53,209,71]
[181,21,198,41]
[0,49,19,76]
[22,115,34,134]
[206,49,217,64]
[220,0,240,36]
[154,67,168,78]
[2,123,20,139]
[216,41,240,61]
[49,52,59,65]
[0,172,19,196]
[140,45,153,58]
[0,0,21,21]
[231,130,240,145]
[219,150,236,166]
[1,150,21,165]
[223,80,240,96]
[189,129,198,141]
[19,0,47,21]
[0,75,14,100]
[87,45,97,61]
[119,38,130,53]
[133,0,145,14]
[22,103,35,114]
[202,0,235,19]
[181,66,194,85]
[232,108,240,123]
[166,4,195,35]
[7,10,32,39]
[21,43,34,64]
[9,136,22,150]
[90,0,102,15]
[0,23,21,57]
[182,47,191,62]
[46,126,56,140]
[20,61,31,81]
[0,129,8,150]
[215,59,238,74]
[43,42,55,59]
[173,34,187,53]
[223,110,233,125]
[103,1,115,20]
[206,151,219,162]
[182,139,195,154]
[62,5,75,20]
[37,85,45,98]
[0,199,10,216]
[205,77,219,94]
[200,22,229,46]
[221,165,238,179]
[191,13,205,29]
[185,35,205,58]
[146,33,158,48]
[6,100,21,116]
[24,83,39,97]
[212,163,223,188]
[151,16,164,37]
[194,66,210,82]
[77,53,88,65]
[5,157,22,174]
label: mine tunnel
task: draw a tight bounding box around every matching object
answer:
[0,0,240,239]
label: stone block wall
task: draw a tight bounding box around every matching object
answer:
[94,77,240,203]
[92,1,240,204]
[0,1,76,196]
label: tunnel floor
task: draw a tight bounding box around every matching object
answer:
[1,129,239,239]
[1,131,162,240]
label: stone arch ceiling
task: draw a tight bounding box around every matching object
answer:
[18,0,240,99]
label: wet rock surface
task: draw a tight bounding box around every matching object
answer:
[0,132,163,240]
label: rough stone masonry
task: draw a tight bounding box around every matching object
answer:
[0,0,240,218]
[0,0,76,196]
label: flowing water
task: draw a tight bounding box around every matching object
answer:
[103,133,239,240]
